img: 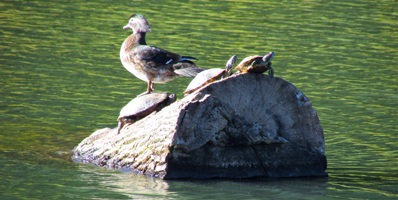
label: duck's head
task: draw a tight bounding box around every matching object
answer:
[123,14,151,33]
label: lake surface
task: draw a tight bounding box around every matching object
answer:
[1,0,397,199]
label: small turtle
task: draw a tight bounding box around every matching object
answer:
[184,55,237,94]
[235,51,275,77]
[117,92,177,134]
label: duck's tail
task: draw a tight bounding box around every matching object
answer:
[166,56,198,65]
[175,63,205,77]
[180,56,198,61]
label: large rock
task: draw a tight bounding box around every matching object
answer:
[72,73,327,179]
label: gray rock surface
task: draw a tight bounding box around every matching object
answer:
[72,73,327,179]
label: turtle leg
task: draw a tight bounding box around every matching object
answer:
[125,118,136,126]
[268,66,274,78]
[246,60,256,72]
[118,118,138,134]
[117,120,124,134]
[250,60,256,68]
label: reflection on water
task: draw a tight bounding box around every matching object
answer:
[0,0,397,199]
[1,155,331,200]
[78,166,172,199]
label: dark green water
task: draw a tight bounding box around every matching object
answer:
[1,0,397,199]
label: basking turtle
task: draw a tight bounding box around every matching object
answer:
[184,55,237,94]
[235,51,275,77]
[117,92,177,134]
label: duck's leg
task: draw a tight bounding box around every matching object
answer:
[146,81,154,93]
[137,81,154,97]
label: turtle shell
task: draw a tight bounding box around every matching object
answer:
[184,68,227,94]
[117,92,176,134]
[235,52,274,74]
[184,55,237,94]
[235,55,263,72]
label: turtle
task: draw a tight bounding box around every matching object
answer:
[184,55,238,94]
[117,92,177,134]
[234,51,275,77]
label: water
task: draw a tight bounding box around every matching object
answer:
[1,0,397,199]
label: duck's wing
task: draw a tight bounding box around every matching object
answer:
[135,45,195,66]
[133,45,202,76]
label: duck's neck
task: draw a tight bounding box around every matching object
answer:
[123,32,147,51]
[136,32,147,45]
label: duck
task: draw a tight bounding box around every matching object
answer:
[120,14,204,93]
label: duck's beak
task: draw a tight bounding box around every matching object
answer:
[123,24,131,29]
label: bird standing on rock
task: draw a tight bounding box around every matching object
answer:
[120,14,204,93]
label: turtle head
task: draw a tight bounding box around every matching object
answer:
[225,55,237,75]
[262,51,274,65]
[123,14,152,33]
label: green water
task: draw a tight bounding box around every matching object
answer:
[1,0,397,199]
